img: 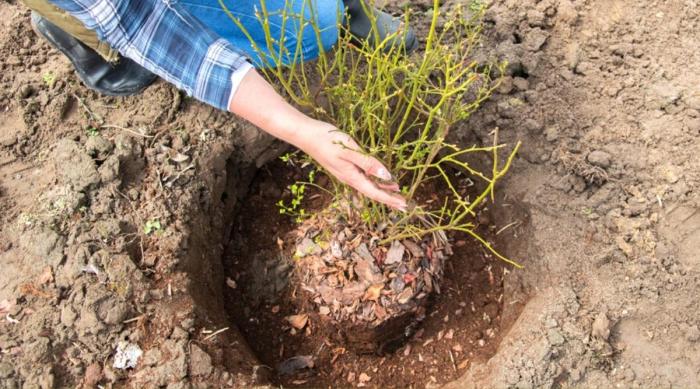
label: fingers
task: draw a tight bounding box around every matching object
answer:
[345,169,407,210]
[375,181,400,192]
[342,149,394,182]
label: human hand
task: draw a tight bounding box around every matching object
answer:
[296,120,407,211]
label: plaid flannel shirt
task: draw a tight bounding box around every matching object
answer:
[49,0,253,110]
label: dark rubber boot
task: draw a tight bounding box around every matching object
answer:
[343,0,418,53]
[31,12,157,96]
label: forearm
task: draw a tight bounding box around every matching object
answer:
[228,69,323,149]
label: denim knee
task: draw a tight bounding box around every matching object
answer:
[294,0,341,61]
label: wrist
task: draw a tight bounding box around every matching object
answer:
[277,115,332,152]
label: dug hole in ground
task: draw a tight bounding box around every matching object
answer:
[1,0,699,388]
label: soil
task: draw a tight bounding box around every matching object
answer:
[1,0,699,388]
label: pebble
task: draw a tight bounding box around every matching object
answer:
[544,127,560,142]
[591,312,612,341]
[565,43,580,71]
[547,329,565,345]
[587,150,612,168]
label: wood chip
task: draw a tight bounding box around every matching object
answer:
[363,283,383,302]
[359,372,371,383]
[397,287,413,304]
[286,314,309,330]
[385,240,405,265]
[354,243,375,262]
[403,239,424,257]
[225,277,237,289]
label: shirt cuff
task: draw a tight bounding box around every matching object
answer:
[227,62,255,111]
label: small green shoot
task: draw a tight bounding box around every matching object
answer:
[86,127,99,137]
[42,71,56,87]
[143,219,162,235]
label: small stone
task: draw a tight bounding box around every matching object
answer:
[277,355,314,375]
[565,43,580,71]
[189,345,213,377]
[547,329,565,345]
[113,342,143,370]
[591,312,612,341]
[587,150,612,168]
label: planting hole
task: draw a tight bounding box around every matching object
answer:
[221,159,530,387]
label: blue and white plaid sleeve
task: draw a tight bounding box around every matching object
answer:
[48,0,253,111]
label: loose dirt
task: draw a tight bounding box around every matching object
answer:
[0,0,698,388]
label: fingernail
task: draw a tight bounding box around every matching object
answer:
[376,167,392,181]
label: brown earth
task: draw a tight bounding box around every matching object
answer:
[0,0,698,388]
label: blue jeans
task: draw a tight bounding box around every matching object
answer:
[179,0,343,67]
